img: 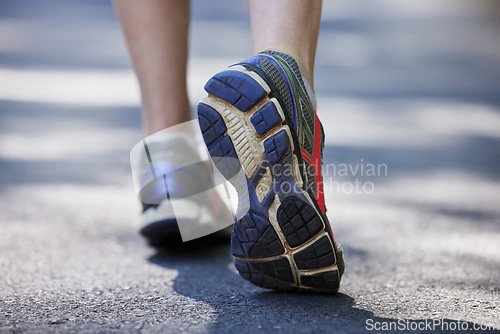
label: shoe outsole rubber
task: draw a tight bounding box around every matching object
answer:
[198,64,340,293]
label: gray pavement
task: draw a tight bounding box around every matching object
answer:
[1,0,499,333]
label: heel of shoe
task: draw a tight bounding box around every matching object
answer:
[232,197,341,293]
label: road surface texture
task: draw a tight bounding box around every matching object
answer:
[1,0,499,333]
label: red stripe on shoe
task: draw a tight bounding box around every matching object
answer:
[301,149,314,164]
[313,113,326,215]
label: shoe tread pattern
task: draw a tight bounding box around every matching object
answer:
[198,104,241,179]
[293,235,336,270]
[277,197,323,248]
[234,258,295,289]
[300,271,340,292]
[204,70,266,112]
[231,211,284,259]
[250,101,282,135]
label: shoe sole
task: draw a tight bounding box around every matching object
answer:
[198,65,341,293]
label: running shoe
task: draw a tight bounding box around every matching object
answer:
[131,134,233,247]
[197,50,344,292]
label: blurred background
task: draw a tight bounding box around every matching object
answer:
[0,0,499,332]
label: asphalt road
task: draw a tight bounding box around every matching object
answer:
[1,0,499,333]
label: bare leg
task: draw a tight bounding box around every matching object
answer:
[248,0,322,91]
[112,0,190,136]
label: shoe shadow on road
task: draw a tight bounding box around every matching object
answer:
[148,244,494,333]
